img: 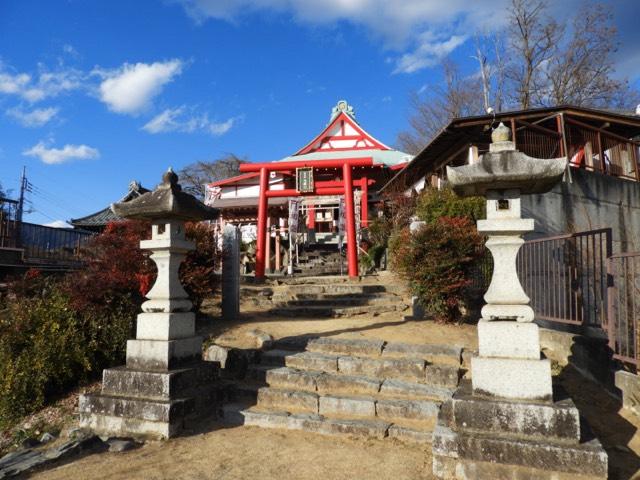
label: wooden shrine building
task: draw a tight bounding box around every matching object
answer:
[206,100,412,278]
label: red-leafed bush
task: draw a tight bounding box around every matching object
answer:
[181,222,218,310]
[0,220,219,427]
[390,217,484,323]
[63,220,154,311]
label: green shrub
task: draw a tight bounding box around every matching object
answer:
[390,217,484,323]
[0,220,219,428]
[367,217,393,248]
[0,283,136,427]
[415,187,484,225]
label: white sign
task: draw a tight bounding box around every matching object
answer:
[288,198,301,239]
[204,185,221,206]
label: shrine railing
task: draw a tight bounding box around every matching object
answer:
[516,229,612,327]
[607,252,640,367]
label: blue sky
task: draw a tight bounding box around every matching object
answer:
[1,0,639,226]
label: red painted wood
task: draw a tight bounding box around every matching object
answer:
[255,167,269,279]
[239,157,374,172]
[294,112,390,155]
[343,163,358,278]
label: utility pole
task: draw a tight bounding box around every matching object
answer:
[17,166,27,222]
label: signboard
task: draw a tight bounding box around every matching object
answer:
[296,167,314,193]
[204,185,221,206]
[338,197,346,238]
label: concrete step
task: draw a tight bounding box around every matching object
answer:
[258,350,460,389]
[247,366,452,402]
[273,292,397,302]
[269,303,407,318]
[272,295,404,309]
[307,337,462,367]
[255,387,438,429]
[221,404,433,444]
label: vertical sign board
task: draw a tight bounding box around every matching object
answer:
[338,197,345,249]
[296,167,314,193]
[288,198,301,274]
[354,190,362,242]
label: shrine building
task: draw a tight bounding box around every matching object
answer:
[205,100,412,279]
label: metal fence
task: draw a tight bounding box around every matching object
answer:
[516,229,612,327]
[474,227,640,367]
[19,222,94,264]
[607,253,640,366]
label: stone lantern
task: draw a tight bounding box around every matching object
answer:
[79,168,219,439]
[432,124,607,479]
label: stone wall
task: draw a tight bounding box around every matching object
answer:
[522,169,640,253]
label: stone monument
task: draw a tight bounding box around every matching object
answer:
[222,224,240,321]
[79,168,220,439]
[432,124,608,479]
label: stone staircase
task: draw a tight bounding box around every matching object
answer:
[220,337,463,444]
[294,248,344,276]
[246,276,410,318]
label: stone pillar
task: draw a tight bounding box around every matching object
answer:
[432,125,607,479]
[222,224,240,321]
[471,188,552,400]
[78,169,219,439]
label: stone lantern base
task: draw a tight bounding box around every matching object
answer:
[78,333,219,439]
[432,382,608,479]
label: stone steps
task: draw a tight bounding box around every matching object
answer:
[222,405,433,444]
[273,293,402,308]
[269,303,407,318]
[246,366,453,402]
[219,337,461,444]
[258,349,459,388]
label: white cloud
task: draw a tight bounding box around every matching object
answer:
[94,60,183,115]
[6,106,59,127]
[393,33,468,74]
[23,141,100,165]
[0,65,82,102]
[208,117,235,135]
[175,0,508,72]
[44,220,72,229]
[142,106,238,136]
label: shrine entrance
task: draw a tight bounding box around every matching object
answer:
[239,157,376,279]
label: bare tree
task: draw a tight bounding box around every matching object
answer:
[506,0,562,109]
[397,0,639,153]
[546,2,637,108]
[178,154,247,199]
[397,60,485,154]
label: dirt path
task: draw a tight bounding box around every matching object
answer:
[33,423,434,480]
[20,274,640,479]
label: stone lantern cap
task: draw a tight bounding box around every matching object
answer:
[447,152,566,197]
[111,168,219,221]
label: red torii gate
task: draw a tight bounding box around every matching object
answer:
[239,157,376,280]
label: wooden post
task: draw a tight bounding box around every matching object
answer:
[255,167,269,279]
[343,163,358,278]
[556,115,564,157]
[598,132,605,173]
[510,118,517,148]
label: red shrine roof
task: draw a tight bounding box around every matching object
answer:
[275,100,412,167]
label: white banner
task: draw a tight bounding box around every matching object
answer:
[288,198,301,239]
[338,197,345,248]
